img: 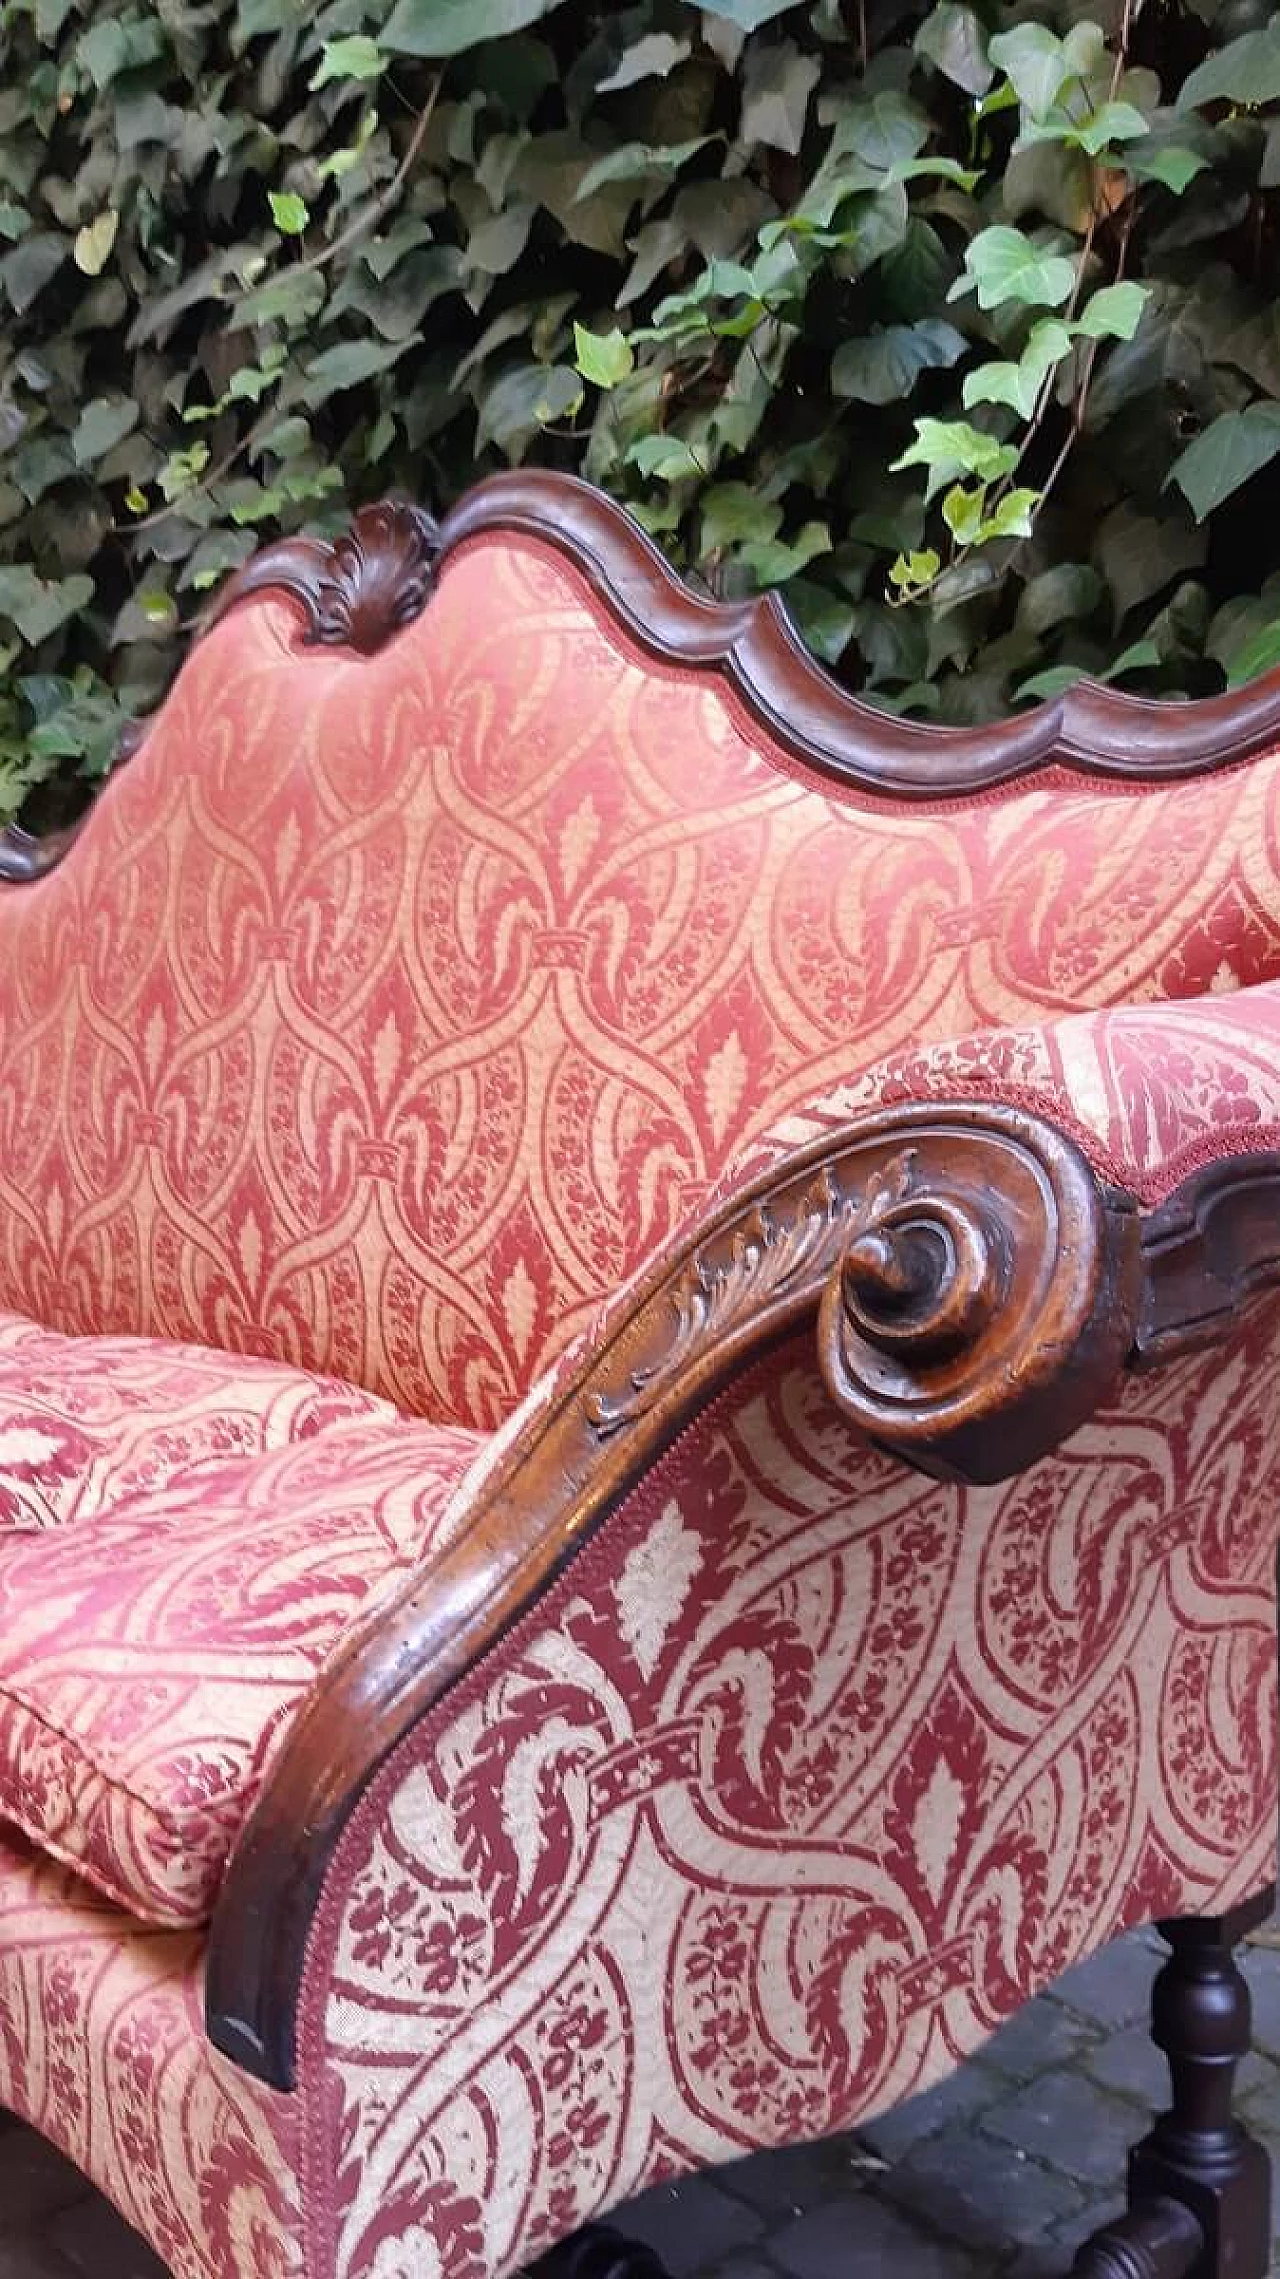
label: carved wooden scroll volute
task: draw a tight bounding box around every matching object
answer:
[816,1116,1142,1481]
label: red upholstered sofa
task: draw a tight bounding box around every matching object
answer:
[1,471,1279,2279]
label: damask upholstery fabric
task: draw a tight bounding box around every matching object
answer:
[301,1322,1279,2279]
[0,1832,302,2279]
[0,1415,482,1923]
[1,532,1279,1427]
[718,970,1280,1210]
[0,973,1276,2279]
[0,1307,397,1533]
[0,1318,1271,2279]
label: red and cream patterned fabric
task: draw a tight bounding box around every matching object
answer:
[0,1833,302,2279]
[0,1307,397,1533]
[0,1318,1273,2279]
[0,978,1277,2279]
[299,1321,1279,2279]
[2,531,1280,1426]
[721,971,1280,1211]
[0,1415,482,1923]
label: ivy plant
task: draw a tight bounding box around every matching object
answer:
[1,0,1280,815]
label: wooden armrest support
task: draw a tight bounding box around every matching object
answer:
[206,1099,1142,2091]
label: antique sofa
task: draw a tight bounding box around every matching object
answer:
[1,471,1279,2279]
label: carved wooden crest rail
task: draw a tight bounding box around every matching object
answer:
[7,468,1280,888]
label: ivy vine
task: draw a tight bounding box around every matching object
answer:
[1,0,1280,813]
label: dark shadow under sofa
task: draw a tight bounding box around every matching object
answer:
[0,472,1278,2279]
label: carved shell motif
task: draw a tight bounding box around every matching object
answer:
[204,498,443,656]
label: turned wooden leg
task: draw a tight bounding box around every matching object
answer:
[1073,1891,1274,2279]
[529,2224,669,2279]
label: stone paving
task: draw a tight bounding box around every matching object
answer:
[2,1926,1279,2278]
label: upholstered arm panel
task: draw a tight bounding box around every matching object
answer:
[207,975,1280,2206]
[287,1304,1278,2279]
[721,977,1280,1208]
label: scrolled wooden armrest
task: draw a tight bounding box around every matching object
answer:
[206,1099,1142,2091]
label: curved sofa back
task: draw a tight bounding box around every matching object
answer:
[1,519,1277,1425]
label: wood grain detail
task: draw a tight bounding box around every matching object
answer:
[202,497,441,653]
[1136,1151,1280,1362]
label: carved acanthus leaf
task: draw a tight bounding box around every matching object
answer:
[588,1172,838,1435]
[587,1154,924,1437]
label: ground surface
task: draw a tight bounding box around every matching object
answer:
[2,1926,1279,2278]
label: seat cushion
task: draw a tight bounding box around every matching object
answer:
[0,1413,483,1923]
[0,1309,398,1532]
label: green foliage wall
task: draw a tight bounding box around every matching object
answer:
[2,0,1280,813]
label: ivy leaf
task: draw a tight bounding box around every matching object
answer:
[73,211,118,276]
[1068,101,1151,157]
[268,191,309,235]
[575,138,713,202]
[743,522,832,583]
[383,0,561,57]
[963,319,1073,419]
[975,486,1039,544]
[941,483,986,545]
[1075,282,1147,341]
[888,547,941,590]
[1016,564,1102,635]
[232,269,326,328]
[828,89,930,172]
[573,323,634,388]
[310,36,385,89]
[1128,145,1207,196]
[950,225,1075,313]
[913,5,991,98]
[76,16,166,88]
[478,363,583,454]
[1168,404,1280,522]
[700,483,781,549]
[698,0,801,26]
[1102,635,1161,682]
[1178,28,1280,112]
[0,567,95,646]
[1225,620,1280,688]
[626,432,705,479]
[831,319,966,405]
[891,416,1019,501]
[1016,663,1089,703]
[1,233,67,315]
[71,396,140,466]
[987,25,1072,122]
[299,338,410,404]
[597,34,690,92]
[741,42,821,155]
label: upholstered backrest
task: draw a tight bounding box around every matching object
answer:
[2,490,1279,1427]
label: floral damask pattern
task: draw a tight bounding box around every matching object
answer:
[304,1323,1280,2279]
[2,505,1280,2279]
[0,1414,481,1922]
[718,980,1280,1212]
[0,1307,396,1532]
[0,1833,302,2279]
[2,535,1280,1427]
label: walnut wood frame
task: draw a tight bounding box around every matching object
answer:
[8,467,1280,891]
